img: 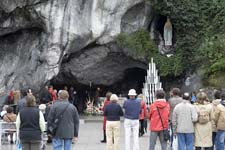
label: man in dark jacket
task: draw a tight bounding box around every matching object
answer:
[40,86,52,104]
[17,89,29,113]
[168,88,183,147]
[47,90,79,150]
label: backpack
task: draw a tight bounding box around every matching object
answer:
[198,106,210,124]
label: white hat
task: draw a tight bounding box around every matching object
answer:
[110,94,119,101]
[39,104,46,110]
[128,89,137,96]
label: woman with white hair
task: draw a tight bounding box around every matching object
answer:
[104,94,123,150]
[194,92,213,150]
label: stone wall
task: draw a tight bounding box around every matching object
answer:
[0,0,153,93]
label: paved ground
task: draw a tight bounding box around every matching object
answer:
[1,121,164,150]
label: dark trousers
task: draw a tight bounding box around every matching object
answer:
[170,121,173,147]
[149,131,167,150]
[21,140,41,150]
[212,132,217,150]
[195,147,212,150]
[139,119,145,136]
[102,129,106,142]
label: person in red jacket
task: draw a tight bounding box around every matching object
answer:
[4,90,14,105]
[148,90,170,150]
[101,92,112,143]
[52,89,57,101]
[138,94,147,137]
[48,86,57,101]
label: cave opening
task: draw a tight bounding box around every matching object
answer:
[50,66,147,112]
[50,67,147,97]
[108,67,147,96]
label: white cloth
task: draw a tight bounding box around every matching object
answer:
[1,111,7,117]
[172,136,178,150]
[124,119,139,150]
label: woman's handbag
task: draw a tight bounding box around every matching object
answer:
[156,107,170,141]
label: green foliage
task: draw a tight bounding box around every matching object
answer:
[151,0,225,76]
[197,35,225,75]
[117,0,225,81]
[207,71,225,88]
[117,29,183,76]
[117,29,157,56]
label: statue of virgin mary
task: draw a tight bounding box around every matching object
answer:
[164,18,173,46]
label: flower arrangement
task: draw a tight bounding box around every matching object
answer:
[84,98,103,116]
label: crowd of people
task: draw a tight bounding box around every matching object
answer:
[101,88,225,150]
[0,86,79,150]
[0,86,225,150]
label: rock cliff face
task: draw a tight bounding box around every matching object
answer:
[0,0,152,92]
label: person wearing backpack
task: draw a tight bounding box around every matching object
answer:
[194,92,213,150]
[214,91,225,150]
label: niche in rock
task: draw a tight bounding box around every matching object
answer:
[150,15,167,44]
[150,15,175,55]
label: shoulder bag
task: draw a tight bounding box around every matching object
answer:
[156,106,170,141]
[48,104,70,136]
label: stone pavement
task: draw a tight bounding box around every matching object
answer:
[1,121,164,150]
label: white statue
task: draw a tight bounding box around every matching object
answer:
[164,18,173,46]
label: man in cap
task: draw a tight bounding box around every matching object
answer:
[47,90,79,150]
[123,89,141,150]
